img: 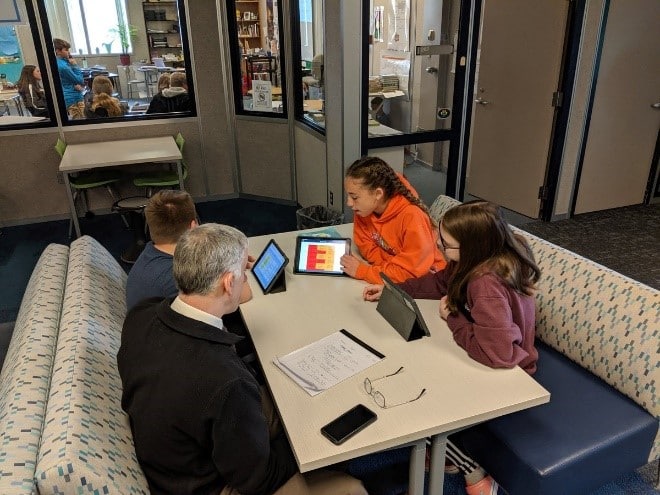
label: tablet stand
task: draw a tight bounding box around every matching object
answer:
[376,284,427,341]
[266,270,287,294]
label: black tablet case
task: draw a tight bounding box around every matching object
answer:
[376,275,430,341]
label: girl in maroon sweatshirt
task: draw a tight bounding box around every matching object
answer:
[363,200,541,495]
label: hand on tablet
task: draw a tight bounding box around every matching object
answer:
[246,254,256,270]
[363,284,384,302]
[340,254,361,278]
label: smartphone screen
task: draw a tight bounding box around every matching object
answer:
[320,404,377,445]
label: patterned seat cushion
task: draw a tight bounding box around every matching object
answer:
[35,236,148,494]
[0,243,69,495]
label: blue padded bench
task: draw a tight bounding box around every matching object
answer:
[454,341,657,494]
[429,195,659,494]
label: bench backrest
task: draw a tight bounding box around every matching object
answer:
[0,243,69,495]
[35,236,148,494]
[517,230,659,461]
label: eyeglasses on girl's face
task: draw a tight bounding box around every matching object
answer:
[438,231,460,251]
[363,366,427,409]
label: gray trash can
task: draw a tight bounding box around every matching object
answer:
[296,205,344,230]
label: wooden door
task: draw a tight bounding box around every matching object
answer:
[574,0,660,213]
[466,0,568,218]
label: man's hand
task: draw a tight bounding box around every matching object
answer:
[246,254,256,270]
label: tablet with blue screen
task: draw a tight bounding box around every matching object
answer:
[252,239,289,294]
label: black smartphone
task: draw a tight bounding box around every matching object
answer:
[320,404,377,445]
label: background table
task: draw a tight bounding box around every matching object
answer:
[59,136,183,237]
[241,225,550,494]
[0,90,25,116]
[0,115,46,125]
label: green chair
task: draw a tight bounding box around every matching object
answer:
[132,132,188,197]
[55,138,125,236]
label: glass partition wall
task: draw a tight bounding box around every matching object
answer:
[363,0,470,204]
[291,0,324,131]
[0,0,54,129]
[227,0,286,117]
[38,0,195,124]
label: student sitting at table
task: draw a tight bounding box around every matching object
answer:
[118,223,368,495]
[146,71,191,114]
[369,96,390,126]
[84,75,125,118]
[155,72,171,94]
[126,190,253,354]
[16,65,49,118]
[340,156,446,284]
[125,190,198,311]
[363,200,541,495]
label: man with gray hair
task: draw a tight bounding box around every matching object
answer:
[118,224,366,495]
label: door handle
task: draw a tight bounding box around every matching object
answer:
[651,102,660,109]
[474,98,491,105]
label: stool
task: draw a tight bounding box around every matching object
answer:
[112,196,149,264]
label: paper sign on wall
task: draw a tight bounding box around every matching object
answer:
[252,80,273,112]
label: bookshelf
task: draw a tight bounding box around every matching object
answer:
[142,1,182,62]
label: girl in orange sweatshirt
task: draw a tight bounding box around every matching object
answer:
[339,156,446,283]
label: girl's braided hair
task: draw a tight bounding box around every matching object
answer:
[346,156,435,226]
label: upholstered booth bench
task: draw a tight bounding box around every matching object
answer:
[0,236,148,494]
[429,196,659,495]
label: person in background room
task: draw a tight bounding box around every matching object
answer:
[53,38,84,116]
[156,72,171,94]
[369,96,390,126]
[16,65,49,118]
[146,71,191,113]
[84,75,125,118]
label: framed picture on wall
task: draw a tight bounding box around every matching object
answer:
[0,0,20,23]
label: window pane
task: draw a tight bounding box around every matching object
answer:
[43,0,196,124]
[294,0,324,130]
[229,0,286,116]
[1,1,54,128]
[83,0,121,55]
[65,0,87,54]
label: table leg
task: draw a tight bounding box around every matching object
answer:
[428,434,448,495]
[408,439,426,495]
[62,172,81,238]
[177,160,184,190]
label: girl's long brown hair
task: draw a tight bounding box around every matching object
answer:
[16,65,41,95]
[442,201,540,313]
[346,156,434,225]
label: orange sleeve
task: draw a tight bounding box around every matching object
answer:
[355,209,445,284]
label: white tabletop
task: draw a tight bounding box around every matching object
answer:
[241,224,550,473]
[59,136,181,173]
[0,115,47,125]
[368,120,403,137]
